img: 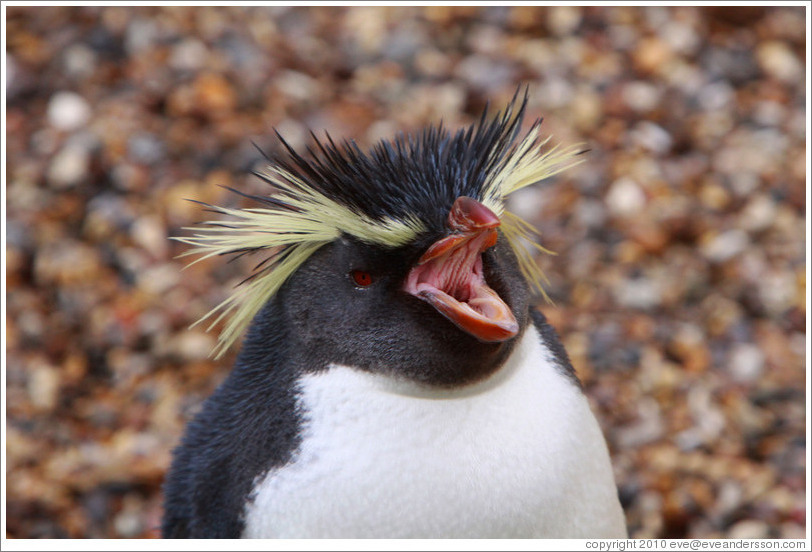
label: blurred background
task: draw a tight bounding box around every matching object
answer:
[4,5,807,539]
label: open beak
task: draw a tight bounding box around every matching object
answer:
[404,197,519,342]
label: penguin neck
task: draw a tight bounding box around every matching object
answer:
[333,324,532,401]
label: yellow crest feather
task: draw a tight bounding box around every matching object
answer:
[480,110,585,302]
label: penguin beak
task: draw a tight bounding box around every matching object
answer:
[404,197,520,342]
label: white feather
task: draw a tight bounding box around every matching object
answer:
[242,325,627,538]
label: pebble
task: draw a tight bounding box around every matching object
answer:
[27,362,60,412]
[696,81,735,112]
[573,198,607,229]
[728,343,765,383]
[728,520,769,539]
[113,509,144,538]
[166,331,216,362]
[169,39,209,72]
[756,40,803,83]
[630,121,672,154]
[547,6,582,36]
[47,91,92,131]
[274,70,319,102]
[414,48,453,78]
[84,194,136,239]
[615,276,662,310]
[505,186,546,222]
[62,45,97,79]
[752,100,786,127]
[570,88,603,132]
[108,350,152,386]
[455,54,516,92]
[191,72,237,116]
[622,81,662,113]
[614,398,665,448]
[633,36,673,74]
[739,194,777,233]
[381,21,425,62]
[124,17,159,55]
[660,20,699,55]
[127,132,165,164]
[536,76,574,110]
[758,271,796,316]
[130,215,169,258]
[137,264,180,296]
[700,229,749,263]
[46,142,90,189]
[687,386,725,442]
[714,480,744,518]
[702,46,760,85]
[606,177,646,216]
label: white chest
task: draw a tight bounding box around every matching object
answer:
[242,326,627,538]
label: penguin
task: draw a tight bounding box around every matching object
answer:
[162,91,628,539]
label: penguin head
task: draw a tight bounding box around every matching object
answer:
[278,207,530,387]
[177,90,583,387]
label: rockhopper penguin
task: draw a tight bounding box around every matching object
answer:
[162,92,628,538]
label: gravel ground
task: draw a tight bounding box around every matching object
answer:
[4,5,807,539]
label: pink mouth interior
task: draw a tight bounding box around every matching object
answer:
[405,232,489,306]
[404,231,518,340]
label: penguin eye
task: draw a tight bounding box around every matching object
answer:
[351,270,374,288]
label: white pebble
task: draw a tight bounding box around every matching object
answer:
[536,76,574,110]
[169,39,208,71]
[47,142,90,189]
[547,6,582,36]
[114,510,143,538]
[63,44,97,78]
[28,363,60,411]
[125,18,159,55]
[47,91,91,131]
[661,20,699,55]
[616,277,662,310]
[614,398,664,447]
[728,343,765,383]
[138,264,180,295]
[697,81,734,111]
[757,41,802,83]
[729,520,769,539]
[630,121,673,154]
[505,186,545,222]
[701,229,749,263]
[574,198,607,229]
[758,271,796,316]
[740,194,777,232]
[131,215,168,258]
[171,332,216,361]
[275,70,318,101]
[606,177,646,216]
[623,81,662,112]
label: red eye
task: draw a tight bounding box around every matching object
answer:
[351,270,374,287]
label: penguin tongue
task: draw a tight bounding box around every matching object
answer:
[404,227,519,343]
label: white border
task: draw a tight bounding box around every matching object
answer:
[2,2,810,550]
